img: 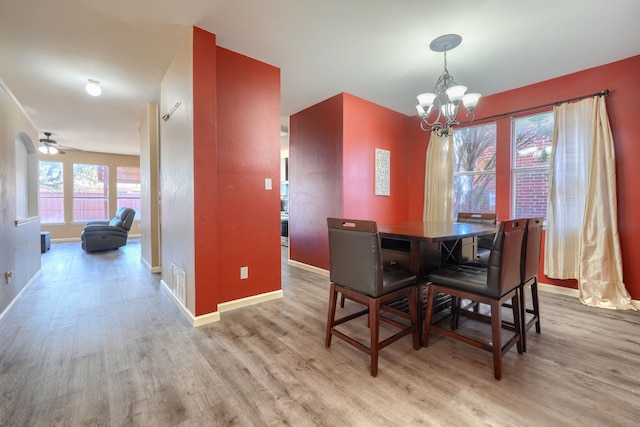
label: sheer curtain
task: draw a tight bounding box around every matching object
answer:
[423,131,454,222]
[545,96,636,310]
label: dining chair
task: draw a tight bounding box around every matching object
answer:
[325,218,420,377]
[519,217,543,352]
[456,212,497,260]
[422,218,525,380]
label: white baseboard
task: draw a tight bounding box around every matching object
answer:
[160,279,221,327]
[218,289,284,313]
[160,280,284,326]
[0,268,41,325]
[538,282,579,297]
[140,256,161,274]
[287,259,329,277]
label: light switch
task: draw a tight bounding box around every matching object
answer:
[240,266,248,279]
[265,178,272,190]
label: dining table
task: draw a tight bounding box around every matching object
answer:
[378,220,499,344]
[377,220,498,280]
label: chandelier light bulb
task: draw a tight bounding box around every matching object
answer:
[85,79,102,96]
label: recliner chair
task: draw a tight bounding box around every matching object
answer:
[81,207,136,252]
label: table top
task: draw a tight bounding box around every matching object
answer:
[378,221,497,242]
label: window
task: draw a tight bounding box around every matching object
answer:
[453,123,497,218]
[116,166,141,219]
[39,161,65,223]
[512,112,553,219]
[73,163,109,221]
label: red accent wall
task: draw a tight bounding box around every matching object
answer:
[193,27,219,315]
[215,47,281,304]
[406,118,430,221]
[342,94,412,223]
[190,28,281,315]
[289,93,412,270]
[289,95,344,270]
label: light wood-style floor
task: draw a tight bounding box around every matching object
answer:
[1,240,640,426]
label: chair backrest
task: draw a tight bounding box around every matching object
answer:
[486,218,526,297]
[109,207,136,231]
[327,218,384,297]
[457,212,497,225]
[522,217,543,282]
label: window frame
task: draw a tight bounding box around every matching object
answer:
[72,163,110,222]
[452,122,498,219]
[510,111,553,220]
[116,166,141,220]
[38,160,65,224]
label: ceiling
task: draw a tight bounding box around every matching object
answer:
[1,0,639,156]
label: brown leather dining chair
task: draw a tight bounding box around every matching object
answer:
[519,217,543,352]
[422,218,525,380]
[325,218,420,377]
[456,212,497,260]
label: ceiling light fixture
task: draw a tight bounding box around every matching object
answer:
[85,79,102,96]
[416,34,481,137]
[39,145,58,155]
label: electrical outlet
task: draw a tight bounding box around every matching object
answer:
[240,266,248,279]
[265,178,272,190]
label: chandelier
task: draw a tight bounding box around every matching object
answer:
[416,34,481,136]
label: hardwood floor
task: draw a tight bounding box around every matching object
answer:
[1,240,639,426]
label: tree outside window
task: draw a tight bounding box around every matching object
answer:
[73,164,109,221]
[453,123,497,219]
[39,161,64,223]
[512,112,553,219]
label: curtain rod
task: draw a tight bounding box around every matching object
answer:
[472,89,610,123]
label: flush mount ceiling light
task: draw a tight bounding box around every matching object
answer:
[85,79,102,96]
[416,34,481,136]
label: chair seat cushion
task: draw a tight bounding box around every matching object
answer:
[427,264,494,297]
[381,268,417,296]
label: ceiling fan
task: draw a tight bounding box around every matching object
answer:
[39,131,68,154]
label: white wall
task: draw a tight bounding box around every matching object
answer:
[140,103,161,272]
[159,29,196,313]
[0,79,41,317]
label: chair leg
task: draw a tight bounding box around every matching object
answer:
[490,300,502,380]
[450,296,459,329]
[340,293,345,308]
[325,283,338,347]
[369,297,381,377]
[512,289,523,355]
[519,283,528,352]
[531,278,541,333]
[520,277,541,352]
[422,285,436,347]
[410,286,420,350]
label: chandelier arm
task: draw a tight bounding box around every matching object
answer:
[454,110,476,127]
